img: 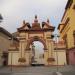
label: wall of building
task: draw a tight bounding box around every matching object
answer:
[69,50,75,65]
[60,0,75,49]
[53,50,66,65]
[0,32,10,52]
[8,51,20,66]
[0,32,11,66]
[58,0,75,65]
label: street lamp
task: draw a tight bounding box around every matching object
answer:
[51,34,60,72]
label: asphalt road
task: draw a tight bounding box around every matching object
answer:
[0,66,75,75]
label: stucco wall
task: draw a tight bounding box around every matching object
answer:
[8,52,19,66]
[54,50,66,65]
[0,32,10,52]
[0,32,11,66]
[59,0,75,49]
[69,50,75,65]
[58,0,75,65]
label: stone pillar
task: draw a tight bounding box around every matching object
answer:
[47,40,52,57]
[44,50,48,66]
[24,50,31,66]
[19,41,24,57]
[19,40,27,66]
[44,40,54,66]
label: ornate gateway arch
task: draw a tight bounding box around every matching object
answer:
[17,15,55,66]
[8,15,56,66]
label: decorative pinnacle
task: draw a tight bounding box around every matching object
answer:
[35,15,37,19]
[22,20,25,26]
[34,15,38,22]
[23,20,25,25]
[47,19,49,23]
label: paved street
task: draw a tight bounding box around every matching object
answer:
[0,66,75,75]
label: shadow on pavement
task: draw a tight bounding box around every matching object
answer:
[0,73,12,75]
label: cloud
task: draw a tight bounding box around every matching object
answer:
[0,0,68,33]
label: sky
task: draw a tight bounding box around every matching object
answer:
[0,0,68,33]
[33,41,44,54]
[0,0,68,57]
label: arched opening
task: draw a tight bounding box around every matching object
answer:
[26,36,47,66]
[30,41,44,66]
[26,36,47,50]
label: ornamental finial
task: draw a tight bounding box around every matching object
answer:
[35,15,37,19]
[34,15,38,22]
[23,20,25,25]
[47,19,49,23]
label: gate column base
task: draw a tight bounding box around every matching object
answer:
[25,50,31,66]
[44,50,48,66]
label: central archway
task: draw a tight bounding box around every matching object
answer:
[8,16,55,66]
[30,41,45,66]
[26,36,47,50]
[25,36,47,66]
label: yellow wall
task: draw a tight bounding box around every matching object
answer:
[59,0,75,49]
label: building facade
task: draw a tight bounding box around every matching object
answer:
[0,27,12,66]
[58,0,75,65]
[0,27,19,66]
[8,16,67,66]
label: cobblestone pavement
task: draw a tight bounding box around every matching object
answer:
[0,65,75,75]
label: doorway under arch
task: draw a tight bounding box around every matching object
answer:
[30,41,45,66]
